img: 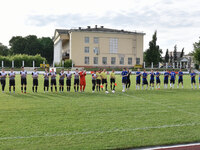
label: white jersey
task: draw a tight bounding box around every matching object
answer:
[50,72,57,80]
[66,73,72,80]
[92,73,97,80]
[20,71,27,79]
[8,72,15,80]
[43,72,50,80]
[0,72,7,80]
[32,72,39,79]
[74,72,79,80]
[59,72,65,80]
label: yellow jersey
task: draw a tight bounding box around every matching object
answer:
[101,72,107,79]
[96,72,101,80]
[110,72,115,79]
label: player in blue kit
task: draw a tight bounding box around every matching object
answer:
[136,68,141,90]
[199,72,200,89]
[190,70,197,89]
[155,70,161,89]
[170,69,176,89]
[142,69,148,90]
[149,70,155,90]
[164,70,170,89]
[121,68,128,92]
[177,69,183,88]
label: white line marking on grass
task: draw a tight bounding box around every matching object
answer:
[0,122,200,140]
[122,93,199,116]
[142,142,200,150]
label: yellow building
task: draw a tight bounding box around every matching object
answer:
[53,25,145,67]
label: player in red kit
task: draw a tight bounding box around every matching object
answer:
[80,69,86,92]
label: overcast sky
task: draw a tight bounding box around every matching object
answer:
[1,0,200,55]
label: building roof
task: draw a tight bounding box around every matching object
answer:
[54,26,145,36]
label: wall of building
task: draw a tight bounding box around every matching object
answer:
[70,31,144,67]
[53,40,62,64]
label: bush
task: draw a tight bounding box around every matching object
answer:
[64,59,72,68]
[0,54,47,67]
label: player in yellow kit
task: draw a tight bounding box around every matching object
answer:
[110,69,116,93]
[96,69,101,92]
[101,69,109,93]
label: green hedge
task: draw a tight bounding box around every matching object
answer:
[0,54,47,67]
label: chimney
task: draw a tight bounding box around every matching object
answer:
[95,25,98,28]
[101,26,104,28]
[87,26,91,29]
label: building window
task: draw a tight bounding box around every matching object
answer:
[94,57,98,65]
[128,58,132,65]
[111,57,116,65]
[85,57,89,64]
[85,37,89,43]
[102,57,107,65]
[93,47,99,55]
[120,57,124,65]
[109,38,118,53]
[94,37,99,44]
[84,47,89,53]
[136,58,140,65]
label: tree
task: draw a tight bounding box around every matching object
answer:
[193,37,200,64]
[0,43,10,56]
[39,37,54,64]
[9,35,53,64]
[144,31,162,66]
[164,49,169,63]
[173,45,177,62]
[180,48,184,58]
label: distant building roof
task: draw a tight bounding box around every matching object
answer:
[54,26,145,36]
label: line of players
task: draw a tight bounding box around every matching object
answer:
[0,67,200,93]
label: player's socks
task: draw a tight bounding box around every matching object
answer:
[99,86,100,91]
[80,86,82,92]
[24,87,26,93]
[35,87,37,92]
[44,87,45,92]
[113,85,115,90]
[74,86,76,92]
[32,87,34,92]
[47,87,49,91]
[110,85,112,90]
[69,87,71,91]
[13,87,15,92]
[21,87,23,93]
[77,86,79,92]
[105,85,107,91]
[62,87,64,92]
[59,87,61,92]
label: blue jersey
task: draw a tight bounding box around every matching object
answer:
[121,71,128,80]
[136,72,141,80]
[170,72,176,80]
[142,72,148,80]
[155,72,160,80]
[190,73,196,80]
[150,72,155,80]
[178,72,183,80]
[164,72,169,80]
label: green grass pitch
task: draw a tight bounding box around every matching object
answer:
[0,75,200,150]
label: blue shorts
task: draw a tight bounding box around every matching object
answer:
[150,79,154,84]
[143,79,148,85]
[156,78,160,84]
[122,78,127,84]
[136,79,140,84]
[191,79,196,84]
